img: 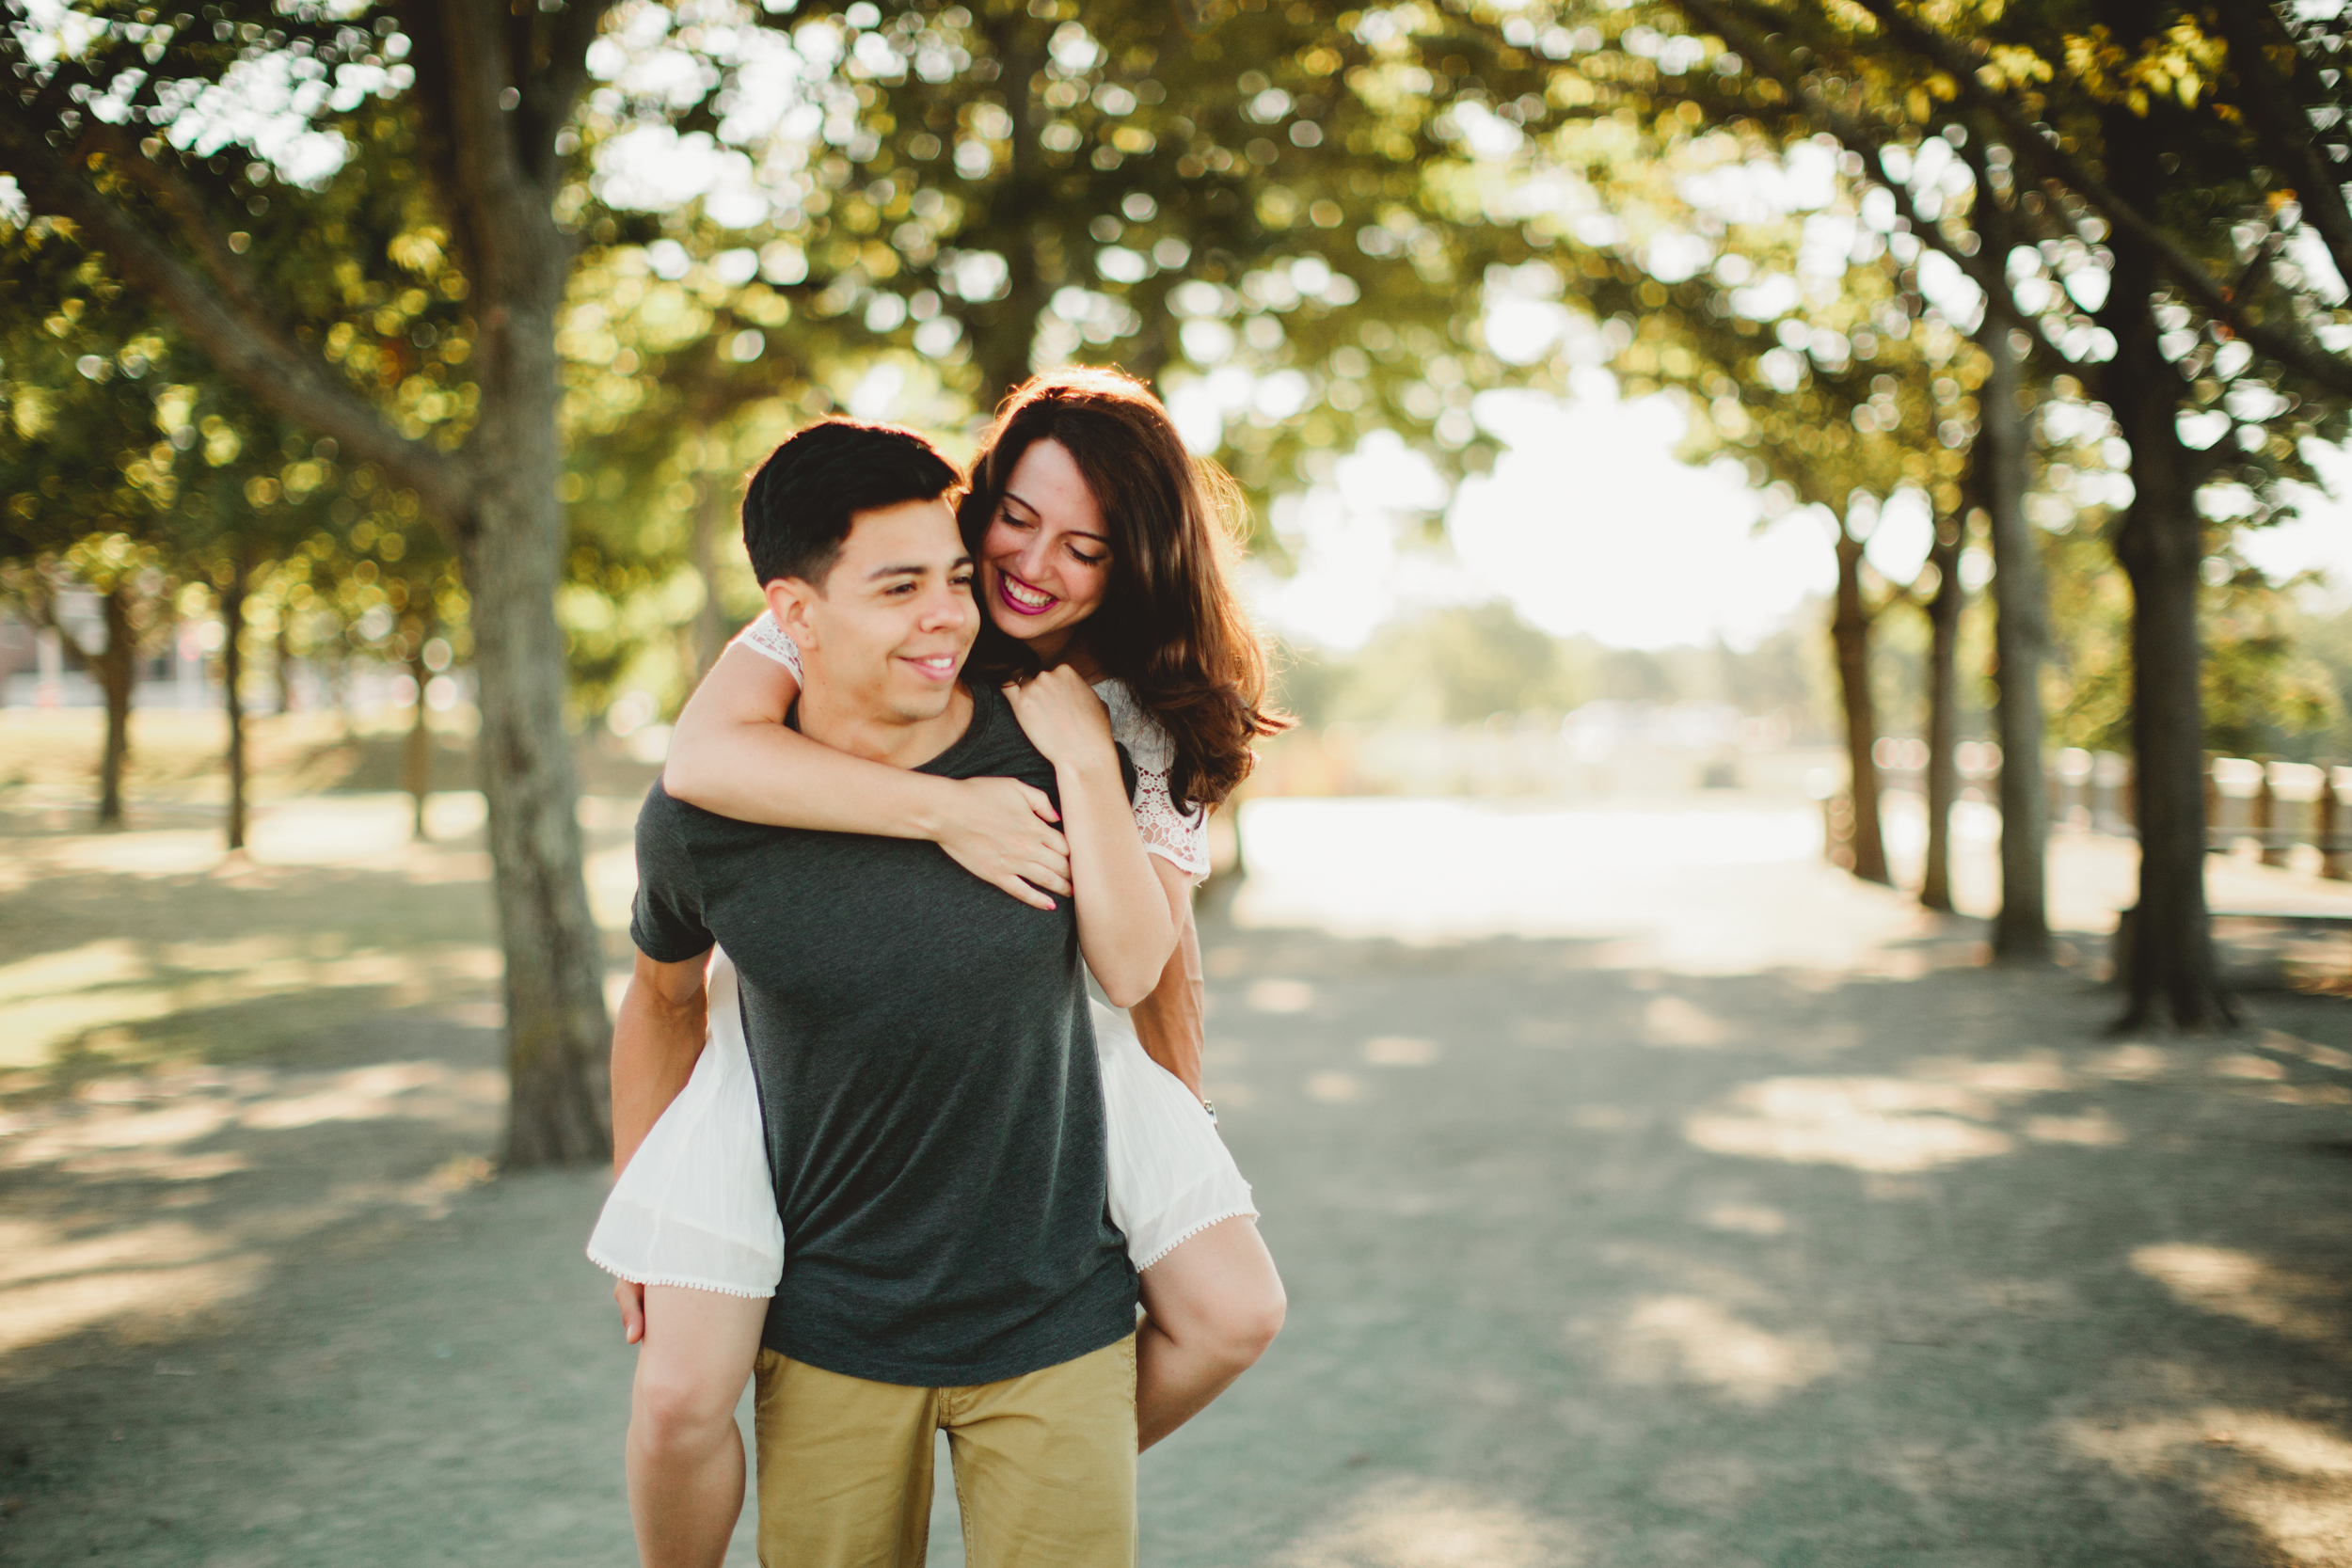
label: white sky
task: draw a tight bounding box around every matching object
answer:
[1248,371,1837,653]
[1248,375,2352,655]
[2244,441,2352,604]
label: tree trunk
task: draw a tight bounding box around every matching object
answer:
[2100,82,2230,1030]
[275,621,296,715]
[44,580,138,828]
[1957,126,2054,958]
[461,243,613,1166]
[2112,447,2226,1027]
[966,14,1053,404]
[689,477,732,680]
[1124,311,1173,391]
[406,643,434,841]
[1831,525,1890,884]
[1918,516,1965,911]
[0,0,623,1166]
[92,583,136,828]
[220,565,248,852]
[1978,311,2053,959]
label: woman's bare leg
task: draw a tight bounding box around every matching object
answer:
[1136,1216,1286,1449]
[626,1285,771,1568]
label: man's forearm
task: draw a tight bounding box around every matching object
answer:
[610,979,709,1175]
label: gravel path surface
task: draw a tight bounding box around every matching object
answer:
[6,800,2350,1566]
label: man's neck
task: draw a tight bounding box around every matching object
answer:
[795,680,976,769]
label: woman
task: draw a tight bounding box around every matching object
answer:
[590,368,1291,1567]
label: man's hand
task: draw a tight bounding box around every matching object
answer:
[937,775,1071,911]
[1003,668,1117,774]
[616,1277,646,1344]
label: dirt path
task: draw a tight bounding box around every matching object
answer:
[6,798,2351,1566]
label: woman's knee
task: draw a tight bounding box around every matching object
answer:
[1225,1275,1287,1362]
[1185,1275,1284,1370]
[632,1354,744,1450]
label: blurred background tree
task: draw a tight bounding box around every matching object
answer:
[1,216,183,827]
[0,0,1604,1160]
[1645,0,2352,1025]
[18,0,2352,1128]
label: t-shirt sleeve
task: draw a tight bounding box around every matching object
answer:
[731,611,804,684]
[629,790,718,962]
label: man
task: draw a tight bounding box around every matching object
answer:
[613,420,1139,1565]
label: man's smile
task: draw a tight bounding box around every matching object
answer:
[902,652,960,682]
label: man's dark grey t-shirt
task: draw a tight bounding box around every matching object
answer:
[629,682,1137,1387]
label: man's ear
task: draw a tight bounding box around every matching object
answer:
[765,577,820,651]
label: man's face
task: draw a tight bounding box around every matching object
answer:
[770,496,977,724]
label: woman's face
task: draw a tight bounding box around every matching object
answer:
[978,437,1111,662]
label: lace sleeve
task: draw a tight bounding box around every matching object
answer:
[1132,766,1211,880]
[731,612,803,684]
[1094,680,1211,881]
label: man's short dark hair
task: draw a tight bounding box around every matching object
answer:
[742,420,962,588]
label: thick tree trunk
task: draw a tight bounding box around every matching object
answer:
[1978,313,2053,959]
[462,242,613,1166]
[1123,313,1173,391]
[967,15,1053,405]
[220,566,248,852]
[2100,81,2230,1030]
[1831,526,1890,884]
[2113,467,2225,1025]
[406,644,434,841]
[2,0,623,1166]
[689,478,732,680]
[92,584,136,829]
[1918,517,1965,911]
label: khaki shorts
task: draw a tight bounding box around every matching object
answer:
[752,1334,1138,1568]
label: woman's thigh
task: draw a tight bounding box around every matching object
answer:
[1136,1216,1285,1341]
[635,1286,771,1420]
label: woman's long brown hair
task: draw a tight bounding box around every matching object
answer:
[960,367,1290,811]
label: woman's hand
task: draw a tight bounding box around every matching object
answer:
[1003,666,1118,775]
[937,776,1072,911]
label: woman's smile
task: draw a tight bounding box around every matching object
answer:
[993,569,1060,617]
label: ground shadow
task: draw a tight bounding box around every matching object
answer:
[1166,909,2352,1568]
[5,849,2350,1566]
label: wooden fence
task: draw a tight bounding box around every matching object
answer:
[1837,745,2352,879]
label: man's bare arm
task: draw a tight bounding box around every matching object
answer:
[1127,897,1206,1100]
[610,947,712,1177]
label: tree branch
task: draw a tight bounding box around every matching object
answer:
[1672,0,2077,372]
[22,570,101,665]
[390,0,479,285]
[69,122,278,329]
[533,0,619,184]
[0,123,473,528]
[437,0,541,263]
[1842,0,2352,401]
[2206,0,2352,290]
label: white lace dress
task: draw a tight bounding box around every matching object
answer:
[585,615,1255,1295]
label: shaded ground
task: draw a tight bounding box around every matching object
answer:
[4,795,2351,1566]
